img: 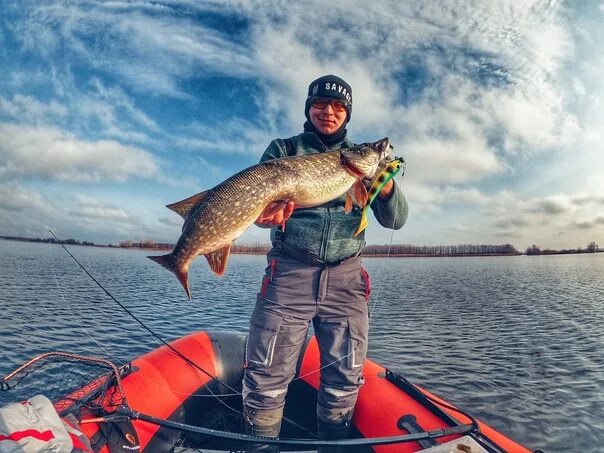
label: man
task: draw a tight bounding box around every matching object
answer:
[243,75,408,452]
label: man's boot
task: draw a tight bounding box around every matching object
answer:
[317,414,353,453]
[243,406,282,453]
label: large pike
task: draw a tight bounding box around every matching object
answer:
[149,137,393,299]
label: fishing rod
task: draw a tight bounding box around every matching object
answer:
[47,230,240,395]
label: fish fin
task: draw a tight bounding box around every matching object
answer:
[148,254,191,300]
[280,201,295,231]
[352,180,368,207]
[166,190,210,219]
[204,243,232,277]
[259,200,288,220]
[344,192,353,213]
[353,209,369,237]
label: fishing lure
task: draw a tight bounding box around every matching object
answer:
[353,157,405,237]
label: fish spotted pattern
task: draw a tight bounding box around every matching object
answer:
[149,138,392,299]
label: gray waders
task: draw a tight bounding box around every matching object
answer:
[242,249,370,452]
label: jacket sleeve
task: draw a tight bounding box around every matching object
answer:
[370,180,409,230]
[259,139,287,163]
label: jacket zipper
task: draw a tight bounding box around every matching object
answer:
[312,134,333,262]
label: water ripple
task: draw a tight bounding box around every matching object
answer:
[1,242,603,452]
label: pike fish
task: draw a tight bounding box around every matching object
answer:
[149,137,393,299]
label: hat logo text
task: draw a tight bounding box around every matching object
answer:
[323,82,351,102]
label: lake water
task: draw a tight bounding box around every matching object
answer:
[0,239,603,452]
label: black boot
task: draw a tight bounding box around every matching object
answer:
[317,416,353,453]
[243,406,282,453]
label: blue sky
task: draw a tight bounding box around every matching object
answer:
[0,0,603,250]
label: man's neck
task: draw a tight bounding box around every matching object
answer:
[303,121,347,147]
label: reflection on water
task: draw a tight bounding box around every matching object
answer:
[1,240,603,452]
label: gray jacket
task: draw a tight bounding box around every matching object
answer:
[260,132,408,264]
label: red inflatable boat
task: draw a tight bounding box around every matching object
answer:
[2,331,539,452]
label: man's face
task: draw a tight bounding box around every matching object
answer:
[309,98,348,135]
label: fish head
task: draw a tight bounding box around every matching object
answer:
[341,137,393,179]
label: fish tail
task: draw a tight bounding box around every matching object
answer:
[354,209,369,237]
[148,253,191,300]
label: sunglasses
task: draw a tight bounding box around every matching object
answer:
[309,97,349,113]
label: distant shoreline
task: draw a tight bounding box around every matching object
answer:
[2,235,601,257]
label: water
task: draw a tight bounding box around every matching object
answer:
[1,240,603,452]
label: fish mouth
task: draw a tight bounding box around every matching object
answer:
[372,137,393,161]
[341,137,394,179]
[343,161,367,178]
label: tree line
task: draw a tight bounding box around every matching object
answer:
[116,240,519,256]
[0,236,96,246]
[2,236,601,257]
[526,241,599,255]
[362,243,519,256]
[117,240,272,254]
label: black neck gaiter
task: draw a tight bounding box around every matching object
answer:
[303,121,347,148]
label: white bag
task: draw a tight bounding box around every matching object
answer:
[0,394,73,453]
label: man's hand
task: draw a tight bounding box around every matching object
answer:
[255,201,295,229]
[362,178,395,201]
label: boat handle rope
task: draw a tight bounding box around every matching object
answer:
[115,405,476,448]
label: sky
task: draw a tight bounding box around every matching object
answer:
[0,0,603,251]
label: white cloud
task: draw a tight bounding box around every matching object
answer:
[238,0,584,194]
[482,191,604,247]
[0,123,160,182]
[0,183,175,244]
[158,215,182,227]
[15,3,257,97]
[406,136,501,184]
[2,1,601,249]
[0,94,68,122]
[70,195,132,222]
[0,183,50,214]
[174,119,277,160]
[574,216,604,229]
[486,84,582,153]
[89,78,158,131]
[525,194,576,215]
[0,183,62,240]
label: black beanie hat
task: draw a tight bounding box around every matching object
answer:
[305,74,353,123]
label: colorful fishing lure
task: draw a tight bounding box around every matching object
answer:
[353,157,405,237]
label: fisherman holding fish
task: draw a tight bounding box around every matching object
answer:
[243,75,409,452]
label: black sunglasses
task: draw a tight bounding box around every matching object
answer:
[309,97,349,112]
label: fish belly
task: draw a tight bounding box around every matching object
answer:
[292,171,356,207]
